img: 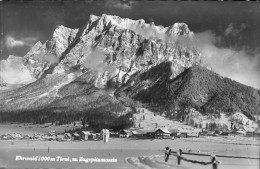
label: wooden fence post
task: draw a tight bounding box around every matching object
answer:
[177,149,182,165]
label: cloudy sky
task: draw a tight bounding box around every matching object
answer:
[0,0,260,89]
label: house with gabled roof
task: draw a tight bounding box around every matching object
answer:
[155,128,171,139]
[64,133,72,140]
[177,127,199,137]
[236,127,247,135]
[131,129,155,139]
[80,131,91,140]
[72,133,81,140]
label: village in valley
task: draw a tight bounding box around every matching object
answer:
[0,108,260,169]
[1,108,259,143]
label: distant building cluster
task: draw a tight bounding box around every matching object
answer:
[0,130,109,142]
[1,122,259,142]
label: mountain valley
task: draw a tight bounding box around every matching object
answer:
[0,14,259,130]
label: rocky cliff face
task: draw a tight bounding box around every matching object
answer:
[0,14,202,89]
[3,14,257,125]
[52,14,202,86]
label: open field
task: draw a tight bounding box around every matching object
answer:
[0,138,259,169]
[134,108,190,130]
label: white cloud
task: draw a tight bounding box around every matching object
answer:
[82,47,108,72]
[105,0,137,10]
[224,23,247,37]
[194,31,260,89]
[5,35,38,49]
[0,56,36,84]
[5,36,24,48]
[36,53,59,65]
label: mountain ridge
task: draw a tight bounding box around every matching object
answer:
[0,14,259,129]
[116,63,260,120]
[0,14,201,87]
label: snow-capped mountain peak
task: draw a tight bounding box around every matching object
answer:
[166,23,193,36]
[0,14,259,128]
[87,14,193,41]
[0,14,201,88]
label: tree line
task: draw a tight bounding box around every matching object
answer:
[0,107,135,132]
